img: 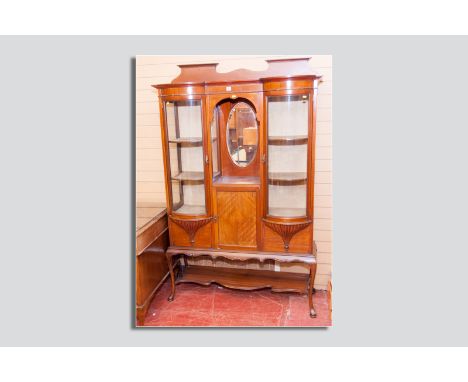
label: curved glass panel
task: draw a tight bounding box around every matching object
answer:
[165,99,206,215]
[267,95,309,217]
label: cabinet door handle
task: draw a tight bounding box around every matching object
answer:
[261,153,266,163]
[205,154,209,164]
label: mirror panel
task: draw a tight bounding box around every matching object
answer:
[226,102,258,167]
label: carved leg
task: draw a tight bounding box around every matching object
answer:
[166,252,176,302]
[309,262,317,318]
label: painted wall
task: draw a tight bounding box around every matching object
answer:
[136,55,332,289]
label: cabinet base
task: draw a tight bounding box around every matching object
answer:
[177,265,309,293]
[165,246,318,318]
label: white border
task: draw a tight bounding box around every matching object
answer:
[1,0,467,35]
[1,347,467,381]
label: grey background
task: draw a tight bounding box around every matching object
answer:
[0,36,467,346]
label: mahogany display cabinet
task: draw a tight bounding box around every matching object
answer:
[153,58,321,317]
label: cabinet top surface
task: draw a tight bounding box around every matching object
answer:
[153,58,321,90]
[213,176,260,186]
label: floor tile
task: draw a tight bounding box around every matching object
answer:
[144,278,332,327]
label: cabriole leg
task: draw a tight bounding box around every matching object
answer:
[309,262,317,318]
[166,252,176,302]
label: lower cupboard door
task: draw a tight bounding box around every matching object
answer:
[216,190,257,248]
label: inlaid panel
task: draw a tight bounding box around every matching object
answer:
[217,191,257,248]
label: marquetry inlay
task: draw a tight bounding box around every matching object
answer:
[217,191,257,247]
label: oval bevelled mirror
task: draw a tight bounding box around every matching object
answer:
[226,101,258,167]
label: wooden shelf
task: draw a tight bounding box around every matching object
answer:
[173,204,206,215]
[268,207,307,218]
[213,176,260,186]
[171,171,204,183]
[268,135,308,145]
[169,137,218,146]
[168,137,203,146]
[177,265,309,293]
[268,172,307,185]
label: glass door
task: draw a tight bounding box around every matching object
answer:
[210,107,220,180]
[266,94,310,218]
[165,99,206,215]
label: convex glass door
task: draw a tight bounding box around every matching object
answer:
[267,94,310,218]
[165,99,206,215]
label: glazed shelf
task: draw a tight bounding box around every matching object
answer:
[268,172,307,185]
[268,207,307,218]
[168,137,203,146]
[268,135,308,145]
[173,204,206,215]
[168,137,218,145]
[171,171,205,182]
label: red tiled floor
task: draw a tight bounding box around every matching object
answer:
[144,278,332,327]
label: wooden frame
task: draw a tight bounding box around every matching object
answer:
[154,58,321,317]
[208,92,262,178]
[160,95,212,219]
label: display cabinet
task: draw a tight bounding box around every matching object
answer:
[154,58,321,317]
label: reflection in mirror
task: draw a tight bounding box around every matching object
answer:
[226,102,258,167]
